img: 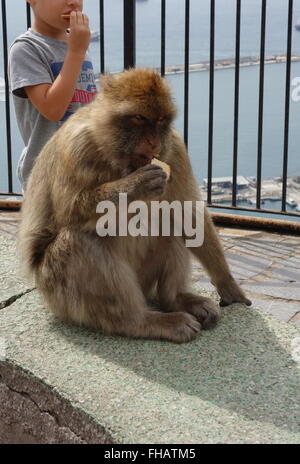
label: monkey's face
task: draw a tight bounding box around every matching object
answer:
[116,112,174,170]
[100,69,177,170]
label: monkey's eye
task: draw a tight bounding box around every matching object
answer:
[131,114,147,124]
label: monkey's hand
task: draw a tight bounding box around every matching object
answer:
[73,164,167,218]
[126,164,168,201]
[214,277,252,307]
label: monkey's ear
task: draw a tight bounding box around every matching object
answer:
[100,74,116,96]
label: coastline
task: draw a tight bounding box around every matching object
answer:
[91,55,300,81]
[162,54,300,76]
[2,55,299,93]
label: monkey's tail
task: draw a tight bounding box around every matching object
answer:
[18,222,57,283]
[17,191,57,282]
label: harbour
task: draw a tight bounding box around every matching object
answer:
[161,54,300,76]
[201,176,300,215]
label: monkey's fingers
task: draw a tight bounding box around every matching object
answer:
[216,280,252,307]
[219,297,252,307]
[136,164,164,173]
[174,292,220,330]
[136,164,168,182]
[165,312,201,343]
[143,176,167,197]
[151,158,171,181]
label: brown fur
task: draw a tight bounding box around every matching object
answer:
[18,68,251,343]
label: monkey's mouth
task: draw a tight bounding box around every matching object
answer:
[130,153,154,169]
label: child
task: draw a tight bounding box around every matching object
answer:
[9,0,97,192]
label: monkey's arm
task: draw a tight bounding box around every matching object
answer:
[168,130,251,306]
[191,208,251,306]
[67,164,166,227]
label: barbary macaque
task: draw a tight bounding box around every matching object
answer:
[18,68,251,343]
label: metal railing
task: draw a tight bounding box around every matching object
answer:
[1,0,300,220]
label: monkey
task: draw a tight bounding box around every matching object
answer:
[18,68,251,343]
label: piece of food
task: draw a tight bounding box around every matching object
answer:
[61,14,71,19]
[151,158,171,180]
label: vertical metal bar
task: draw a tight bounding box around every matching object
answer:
[123,0,136,69]
[207,0,215,205]
[99,0,105,73]
[256,0,267,210]
[232,0,241,207]
[26,1,31,29]
[161,0,166,77]
[183,0,190,147]
[1,0,13,193]
[281,0,293,212]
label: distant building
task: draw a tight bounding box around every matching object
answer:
[203,176,250,189]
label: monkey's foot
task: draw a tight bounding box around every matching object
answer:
[163,292,220,330]
[215,278,252,307]
[143,311,201,343]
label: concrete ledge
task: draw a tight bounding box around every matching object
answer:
[1,289,300,444]
[1,234,300,443]
[0,361,114,444]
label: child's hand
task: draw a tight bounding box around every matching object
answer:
[67,11,91,55]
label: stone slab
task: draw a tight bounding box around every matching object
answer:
[225,251,272,280]
[241,281,300,302]
[249,298,300,323]
[0,289,299,444]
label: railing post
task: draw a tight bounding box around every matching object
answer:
[207,0,215,205]
[124,0,136,70]
[1,0,13,193]
[99,0,105,73]
[26,1,31,29]
[256,0,267,210]
[183,0,190,148]
[281,0,293,212]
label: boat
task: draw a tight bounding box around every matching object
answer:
[286,198,297,207]
[211,186,225,194]
[295,20,300,30]
[248,198,265,205]
[90,30,100,42]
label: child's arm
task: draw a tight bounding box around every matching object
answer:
[25,11,91,122]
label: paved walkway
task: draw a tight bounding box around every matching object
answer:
[192,227,300,327]
[0,210,299,443]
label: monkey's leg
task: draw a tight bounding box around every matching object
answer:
[37,230,201,343]
[188,209,251,306]
[168,133,251,306]
[157,238,220,329]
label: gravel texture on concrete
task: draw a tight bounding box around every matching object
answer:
[1,235,300,443]
[1,290,300,443]
[0,236,31,304]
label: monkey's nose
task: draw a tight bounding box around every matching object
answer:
[146,137,161,152]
